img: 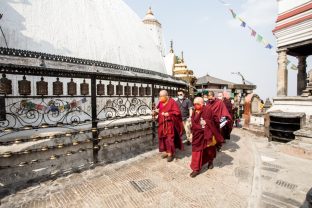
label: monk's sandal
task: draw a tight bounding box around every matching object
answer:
[208,163,214,169]
[161,154,168,159]
[167,156,174,162]
[190,171,199,178]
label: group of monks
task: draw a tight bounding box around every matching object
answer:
[153,90,233,178]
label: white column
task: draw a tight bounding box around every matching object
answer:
[277,49,288,97]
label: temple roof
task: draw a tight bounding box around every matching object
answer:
[0,0,166,74]
[196,74,235,86]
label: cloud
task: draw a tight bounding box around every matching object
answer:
[239,0,278,28]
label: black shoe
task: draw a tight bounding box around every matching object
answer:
[217,146,222,152]
[186,141,191,146]
[208,162,214,169]
[167,155,174,162]
[190,171,200,178]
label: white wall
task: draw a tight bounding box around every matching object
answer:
[277,0,310,14]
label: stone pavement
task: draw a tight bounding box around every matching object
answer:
[0,129,311,208]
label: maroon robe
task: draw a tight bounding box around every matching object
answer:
[207,99,233,143]
[157,98,184,154]
[190,105,219,171]
[222,98,234,140]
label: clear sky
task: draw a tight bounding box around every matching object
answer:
[124,0,312,99]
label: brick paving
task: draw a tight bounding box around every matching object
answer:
[1,129,311,208]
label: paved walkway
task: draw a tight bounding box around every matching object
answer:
[1,129,311,208]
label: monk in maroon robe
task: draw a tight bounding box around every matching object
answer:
[222,92,234,140]
[153,90,184,162]
[207,91,233,150]
[190,97,220,178]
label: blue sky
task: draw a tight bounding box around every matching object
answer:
[124,0,312,99]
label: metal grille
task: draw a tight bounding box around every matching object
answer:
[275,180,298,190]
[130,179,156,192]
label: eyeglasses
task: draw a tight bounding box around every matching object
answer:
[178,94,183,96]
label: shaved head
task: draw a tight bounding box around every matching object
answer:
[194,97,204,105]
[208,91,215,97]
[159,90,168,97]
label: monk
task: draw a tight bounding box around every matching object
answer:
[207,91,232,151]
[153,90,184,162]
[190,97,220,178]
[221,92,234,140]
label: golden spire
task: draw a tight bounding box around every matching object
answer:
[146,6,154,15]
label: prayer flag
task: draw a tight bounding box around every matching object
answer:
[229,9,236,19]
[256,35,263,42]
[290,64,298,70]
[240,21,246,27]
[81,97,87,103]
[251,29,256,37]
[265,44,273,49]
[286,59,291,65]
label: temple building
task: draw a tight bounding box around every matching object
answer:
[273,0,312,97]
[267,0,312,144]
[164,42,197,96]
[142,7,166,57]
[195,74,256,98]
[0,0,186,195]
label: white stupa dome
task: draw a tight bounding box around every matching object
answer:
[0,0,167,74]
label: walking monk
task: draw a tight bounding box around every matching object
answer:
[153,90,184,162]
[190,97,220,178]
[207,91,232,151]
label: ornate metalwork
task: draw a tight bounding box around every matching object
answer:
[0,74,12,95]
[97,80,105,96]
[80,79,89,95]
[107,81,114,96]
[36,77,48,96]
[18,75,31,96]
[125,83,131,96]
[139,84,145,96]
[97,97,151,119]
[53,77,63,96]
[145,85,151,96]
[0,98,91,130]
[116,82,123,96]
[67,78,77,96]
[132,84,138,96]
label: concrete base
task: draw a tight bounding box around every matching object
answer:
[276,121,312,160]
[268,96,312,122]
[243,113,266,136]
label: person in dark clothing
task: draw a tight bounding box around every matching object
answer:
[176,91,193,145]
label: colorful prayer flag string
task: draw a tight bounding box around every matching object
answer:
[217,0,298,70]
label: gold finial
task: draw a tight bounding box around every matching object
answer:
[147,6,153,15]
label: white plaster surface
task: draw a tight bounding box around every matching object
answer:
[0,0,167,74]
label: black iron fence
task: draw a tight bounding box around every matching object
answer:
[0,48,187,145]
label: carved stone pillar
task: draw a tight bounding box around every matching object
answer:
[297,56,307,96]
[277,49,288,96]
